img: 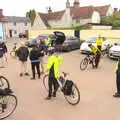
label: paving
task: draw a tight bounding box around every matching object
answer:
[0,45,120,120]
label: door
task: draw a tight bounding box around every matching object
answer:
[9,30,12,38]
[0,22,4,40]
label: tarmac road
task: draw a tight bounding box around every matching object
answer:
[1,47,120,120]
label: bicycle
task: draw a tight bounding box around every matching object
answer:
[80,54,95,71]
[10,43,17,58]
[43,72,80,105]
[0,88,17,119]
[0,76,10,89]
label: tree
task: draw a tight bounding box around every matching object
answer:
[26,9,36,26]
[101,13,120,27]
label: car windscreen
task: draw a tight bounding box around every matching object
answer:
[87,37,96,43]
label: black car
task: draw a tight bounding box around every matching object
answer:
[61,36,84,51]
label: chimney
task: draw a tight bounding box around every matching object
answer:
[48,7,52,14]
[114,8,118,12]
[74,0,80,8]
[0,9,3,17]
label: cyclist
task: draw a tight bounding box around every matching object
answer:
[0,40,8,67]
[45,49,63,100]
[113,58,120,97]
[96,34,103,51]
[88,44,101,68]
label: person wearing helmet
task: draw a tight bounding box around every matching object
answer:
[45,49,63,100]
[45,32,65,100]
[96,34,103,51]
[113,58,120,97]
[88,44,101,68]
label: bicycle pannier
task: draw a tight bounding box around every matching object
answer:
[62,80,73,95]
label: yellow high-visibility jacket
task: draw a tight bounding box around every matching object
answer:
[90,45,101,55]
[45,37,52,47]
[96,38,103,46]
[45,55,63,79]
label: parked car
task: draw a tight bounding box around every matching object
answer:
[61,36,84,51]
[25,34,51,47]
[108,41,120,59]
[80,37,109,54]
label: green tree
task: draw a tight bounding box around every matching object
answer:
[101,13,120,27]
[26,9,36,26]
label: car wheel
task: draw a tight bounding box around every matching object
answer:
[66,46,71,52]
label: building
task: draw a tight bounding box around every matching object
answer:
[0,9,8,40]
[32,0,114,29]
[6,16,31,38]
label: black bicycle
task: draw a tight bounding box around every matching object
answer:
[43,72,80,105]
[80,54,95,71]
[0,88,17,119]
[0,76,10,89]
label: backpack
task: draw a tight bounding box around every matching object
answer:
[62,80,74,96]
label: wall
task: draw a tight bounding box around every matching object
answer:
[91,25,112,30]
[29,29,120,43]
[0,22,4,39]
[80,30,120,43]
[32,13,47,30]
[28,29,74,39]
[91,11,100,23]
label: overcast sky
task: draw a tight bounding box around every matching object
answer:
[0,0,119,16]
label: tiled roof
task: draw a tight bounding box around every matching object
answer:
[70,6,94,19]
[0,17,8,22]
[38,5,110,27]
[39,10,65,27]
[6,16,30,23]
[94,5,110,16]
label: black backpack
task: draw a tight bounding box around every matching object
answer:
[62,80,74,96]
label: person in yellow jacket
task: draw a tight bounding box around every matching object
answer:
[96,35,103,51]
[45,52,63,100]
[45,37,52,47]
[88,44,101,68]
[113,59,120,97]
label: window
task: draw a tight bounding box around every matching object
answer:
[14,30,17,34]
[76,18,80,24]
[14,22,16,26]
[24,22,27,26]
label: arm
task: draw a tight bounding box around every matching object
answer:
[45,56,54,72]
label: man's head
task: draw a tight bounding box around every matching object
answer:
[36,39,41,45]
[20,41,25,47]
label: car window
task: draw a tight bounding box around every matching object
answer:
[87,37,96,43]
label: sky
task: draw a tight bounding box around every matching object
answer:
[0,0,120,16]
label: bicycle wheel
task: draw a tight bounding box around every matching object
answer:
[43,74,49,92]
[0,94,17,119]
[64,84,80,105]
[80,57,88,71]
[0,76,10,89]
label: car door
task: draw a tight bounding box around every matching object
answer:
[70,37,79,49]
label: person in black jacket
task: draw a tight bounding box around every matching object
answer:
[113,58,120,97]
[0,40,8,68]
[29,45,44,80]
[16,42,29,77]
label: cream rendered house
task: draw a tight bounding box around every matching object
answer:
[32,0,113,29]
